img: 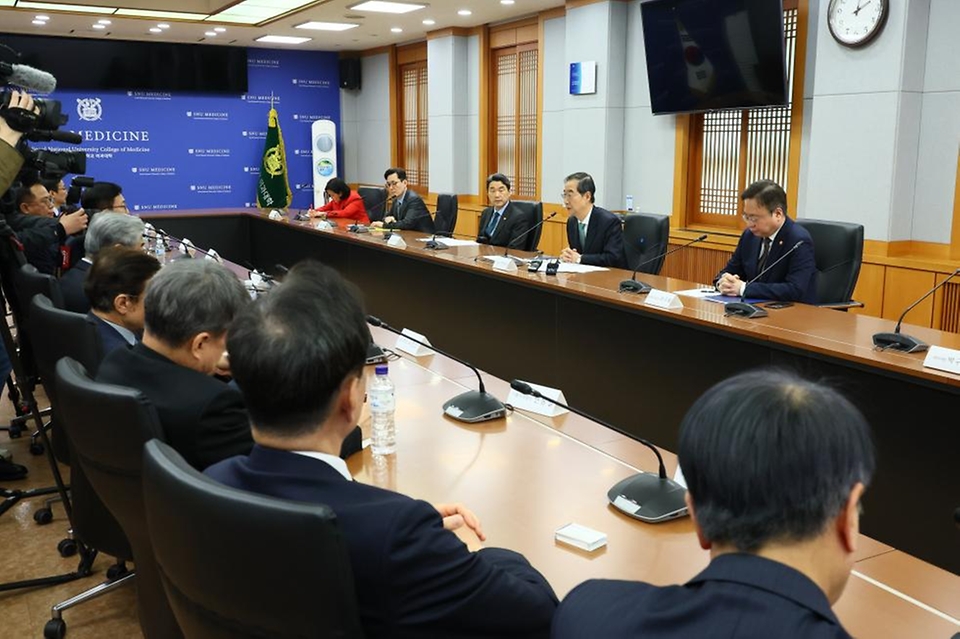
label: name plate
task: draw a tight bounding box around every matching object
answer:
[395,328,434,357]
[491,256,519,273]
[204,248,221,263]
[268,210,284,221]
[315,220,335,231]
[507,380,568,417]
[644,289,684,310]
[387,234,408,249]
[181,238,194,256]
[923,345,960,375]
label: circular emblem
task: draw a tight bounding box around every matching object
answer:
[316,159,335,177]
[316,133,334,153]
[76,98,103,122]
[263,147,284,177]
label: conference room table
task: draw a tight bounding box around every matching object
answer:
[352,325,960,638]
[144,209,960,576]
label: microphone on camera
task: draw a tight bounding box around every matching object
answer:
[0,62,57,94]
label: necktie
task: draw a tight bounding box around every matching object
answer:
[485,210,501,237]
[578,221,587,247]
[757,237,772,275]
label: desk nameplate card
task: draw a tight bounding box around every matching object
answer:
[395,328,435,357]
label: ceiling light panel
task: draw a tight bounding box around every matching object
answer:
[115,9,208,20]
[15,2,116,14]
[295,21,360,31]
[349,1,426,15]
[255,35,311,44]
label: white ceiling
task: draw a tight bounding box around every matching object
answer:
[0,0,566,51]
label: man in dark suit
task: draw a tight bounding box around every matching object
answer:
[205,261,558,639]
[716,179,817,303]
[559,172,625,268]
[477,173,531,248]
[84,245,161,357]
[552,369,876,639]
[62,212,145,314]
[371,167,435,233]
[97,259,254,470]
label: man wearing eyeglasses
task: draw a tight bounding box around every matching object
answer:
[370,167,435,234]
[9,181,88,274]
[80,181,129,214]
[559,172,625,268]
[715,179,817,304]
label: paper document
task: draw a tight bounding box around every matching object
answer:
[531,262,609,274]
[416,238,479,247]
[674,288,720,299]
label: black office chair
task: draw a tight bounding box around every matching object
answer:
[510,201,544,252]
[622,213,670,275]
[435,193,459,235]
[55,357,184,639]
[358,186,388,223]
[142,440,365,639]
[795,218,865,310]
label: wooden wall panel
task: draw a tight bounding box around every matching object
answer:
[851,263,885,316]
[882,269,936,325]
[939,281,960,333]
[660,244,732,286]
[538,220,566,255]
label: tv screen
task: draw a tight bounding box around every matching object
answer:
[0,33,248,94]
[640,0,787,115]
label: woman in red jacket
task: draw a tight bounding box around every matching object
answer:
[309,178,370,225]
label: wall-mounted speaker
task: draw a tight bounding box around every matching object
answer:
[339,58,361,90]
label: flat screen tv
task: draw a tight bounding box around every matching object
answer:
[0,33,248,94]
[640,0,787,115]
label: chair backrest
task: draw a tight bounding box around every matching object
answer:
[15,262,65,318]
[435,193,459,235]
[795,218,864,305]
[143,440,365,639]
[28,294,104,464]
[55,357,183,638]
[622,213,670,275]
[358,186,388,222]
[510,201,544,252]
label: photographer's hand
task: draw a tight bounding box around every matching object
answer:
[0,90,35,149]
[59,209,88,236]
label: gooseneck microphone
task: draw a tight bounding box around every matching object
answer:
[0,61,57,94]
[725,240,804,319]
[381,211,434,239]
[500,211,557,264]
[144,229,221,262]
[367,315,506,423]
[873,267,960,353]
[620,234,708,294]
[509,380,688,523]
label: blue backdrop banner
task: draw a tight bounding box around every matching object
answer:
[38,48,339,214]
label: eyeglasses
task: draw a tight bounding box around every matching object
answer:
[561,190,578,200]
[385,180,401,188]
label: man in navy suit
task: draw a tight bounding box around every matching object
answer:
[370,167,435,233]
[560,172,625,268]
[62,212,145,313]
[552,369,876,639]
[477,173,531,248]
[84,245,161,357]
[205,261,558,639]
[716,179,817,303]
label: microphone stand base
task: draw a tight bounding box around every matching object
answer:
[618,279,652,294]
[607,473,689,523]
[872,332,929,353]
[724,302,768,318]
[443,391,507,423]
[424,240,449,250]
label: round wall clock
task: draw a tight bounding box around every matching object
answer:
[827,0,890,48]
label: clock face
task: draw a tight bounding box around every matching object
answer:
[828,0,889,47]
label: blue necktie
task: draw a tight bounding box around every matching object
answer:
[485,210,502,236]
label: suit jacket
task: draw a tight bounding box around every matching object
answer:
[717,215,817,303]
[97,342,253,470]
[552,553,851,639]
[318,190,371,225]
[565,206,625,268]
[61,259,92,314]
[7,212,62,275]
[385,189,435,233]
[477,201,531,249]
[88,312,133,358]
[205,445,558,639]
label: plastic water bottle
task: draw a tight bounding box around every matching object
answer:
[369,365,396,455]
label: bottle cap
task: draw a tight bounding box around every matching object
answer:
[375,364,389,376]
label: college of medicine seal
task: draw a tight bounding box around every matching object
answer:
[76,98,103,122]
[263,147,284,176]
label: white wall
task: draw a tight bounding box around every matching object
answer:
[339,53,391,185]
[541,15,567,200]
[428,35,479,195]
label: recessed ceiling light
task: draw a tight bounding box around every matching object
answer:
[157,23,170,29]
[149,27,162,33]
[213,27,226,32]
[295,21,360,31]
[97,19,111,24]
[422,19,435,25]
[91,23,106,29]
[204,31,217,36]
[349,1,426,14]
[17,2,114,15]
[255,35,312,45]
[116,9,209,19]
[35,15,49,21]
[458,9,472,16]
[500,0,515,4]
[390,27,402,33]
[32,19,46,25]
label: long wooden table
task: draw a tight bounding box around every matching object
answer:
[360,326,959,638]
[144,210,960,575]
